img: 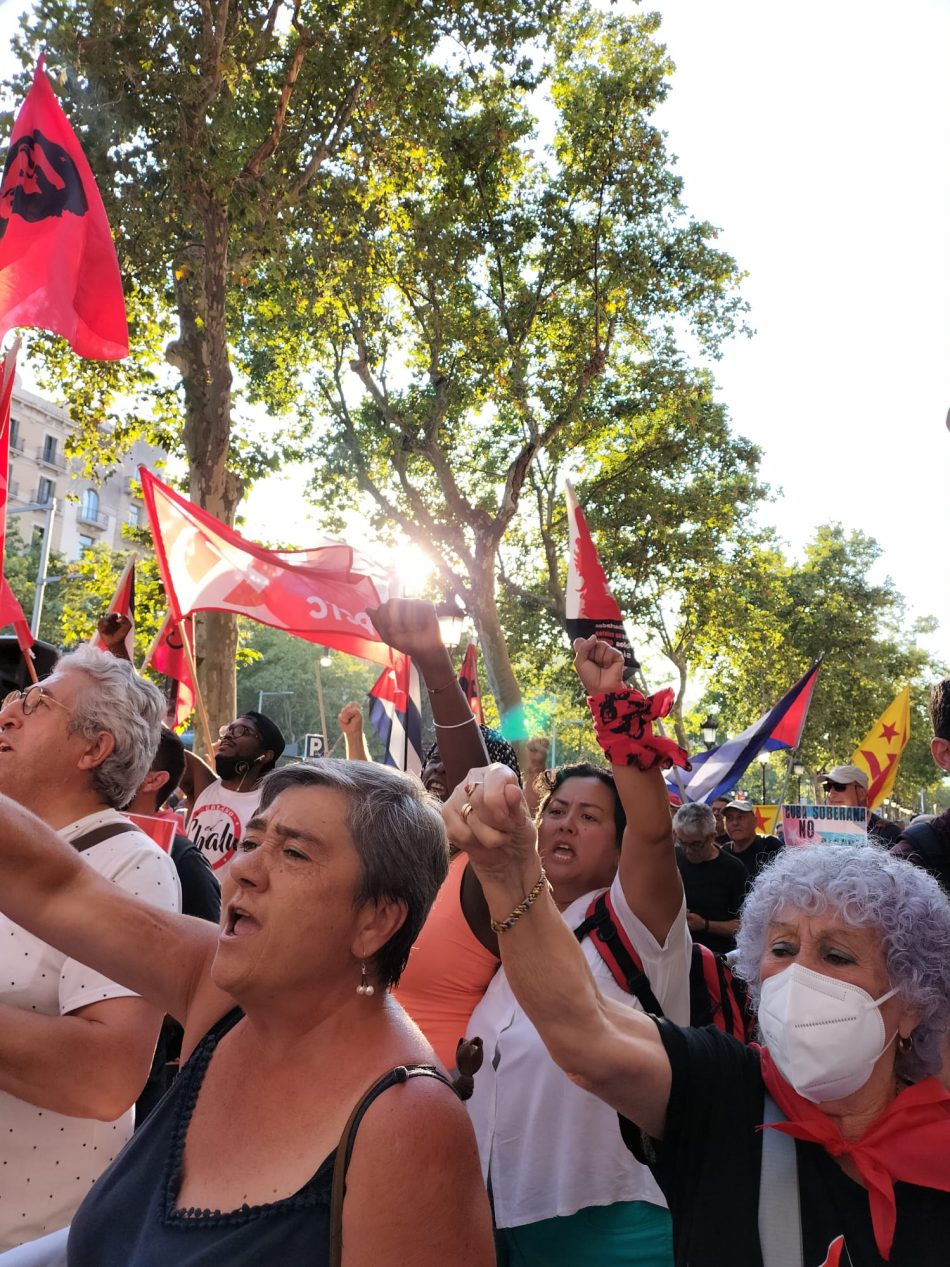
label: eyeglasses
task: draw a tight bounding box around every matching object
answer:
[1,685,72,717]
[677,837,711,848]
[822,780,849,792]
[218,722,261,741]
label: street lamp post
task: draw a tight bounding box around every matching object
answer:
[757,750,770,803]
[700,715,718,749]
[792,760,805,802]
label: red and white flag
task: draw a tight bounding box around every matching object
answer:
[564,480,638,676]
[0,57,128,360]
[143,610,195,731]
[90,558,135,658]
[140,467,395,668]
[458,642,484,725]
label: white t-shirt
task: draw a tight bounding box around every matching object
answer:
[0,810,181,1251]
[186,780,262,880]
[466,872,692,1229]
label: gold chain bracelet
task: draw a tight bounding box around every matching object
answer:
[490,866,550,934]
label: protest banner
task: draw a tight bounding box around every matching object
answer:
[782,803,868,848]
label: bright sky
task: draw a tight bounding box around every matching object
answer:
[649,0,950,657]
[2,1,948,656]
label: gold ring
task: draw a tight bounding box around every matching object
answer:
[464,781,478,796]
[460,801,474,822]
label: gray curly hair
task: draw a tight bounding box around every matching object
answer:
[735,844,950,1082]
[59,646,164,808]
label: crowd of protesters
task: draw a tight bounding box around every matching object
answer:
[0,599,948,1267]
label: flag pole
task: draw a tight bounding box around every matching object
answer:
[180,619,216,769]
[313,656,328,755]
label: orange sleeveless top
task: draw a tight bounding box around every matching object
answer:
[393,854,499,1068]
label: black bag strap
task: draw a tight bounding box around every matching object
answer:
[329,1063,457,1267]
[574,893,665,1018]
[71,821,143,853]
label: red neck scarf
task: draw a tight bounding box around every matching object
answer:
[758,1046,950,1260]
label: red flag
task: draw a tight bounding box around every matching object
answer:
[140,467,395,668]
[0,336,20,570]
[0,57,128,360]
[143,610,196,731]
[458,642,484,725]
[89,558,135,659]
[0,576,34,654]
[564,480,638,676]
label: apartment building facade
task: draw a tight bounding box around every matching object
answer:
[8,382,165,561]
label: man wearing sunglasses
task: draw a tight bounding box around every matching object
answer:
[179,709,285,879]
[821,763,902,844]
[0,647,180,1251]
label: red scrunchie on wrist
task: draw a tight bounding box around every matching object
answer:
[587,688,691,771]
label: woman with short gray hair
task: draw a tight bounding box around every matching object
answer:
[0,758,493,1266]
[448,766,950,1267]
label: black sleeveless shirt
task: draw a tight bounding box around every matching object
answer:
[68,1007,448,1265]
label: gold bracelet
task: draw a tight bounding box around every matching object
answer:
[490,866,549,934]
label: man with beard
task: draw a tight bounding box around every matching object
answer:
[96,613,284,880]
[179,709,285,879]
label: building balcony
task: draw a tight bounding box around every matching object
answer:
[77,508,108,529]
[35,446,66,471]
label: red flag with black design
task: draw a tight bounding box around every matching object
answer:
[143,610,196,731]
[564,480,638,677]
[89,559,135,659]
[0,56,128,360]
[457,642,484,725]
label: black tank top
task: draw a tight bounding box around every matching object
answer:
[68,1007,450,1266]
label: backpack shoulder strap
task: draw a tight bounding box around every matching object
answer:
[574,892,665,1017]
[330,1064,456,1267]
[758,1093,803,1267]
[71,820,144,853]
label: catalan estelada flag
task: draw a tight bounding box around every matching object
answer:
[754,805,780,835]
[852,687,910,810]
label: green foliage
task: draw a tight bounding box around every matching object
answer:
[689,525,944,806]
[235,624,387,760]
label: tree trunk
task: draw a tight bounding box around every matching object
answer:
[466,555,524,738]
[167,197,243,731]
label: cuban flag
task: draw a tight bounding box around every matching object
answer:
[564,480,638,677]
[367,652,423,776]
[677,659,823,803]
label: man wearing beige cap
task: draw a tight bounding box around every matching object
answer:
[822,764,902,844]
[721,799,782,881]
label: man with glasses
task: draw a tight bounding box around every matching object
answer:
[180,709,285,879]
[0,647,180,1251]
[672,802,747,953]
[821,763,902,844]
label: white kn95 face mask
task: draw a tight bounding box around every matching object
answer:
[758,962,898,1103]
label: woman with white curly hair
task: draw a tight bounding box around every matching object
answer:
[447,764,950,1267]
